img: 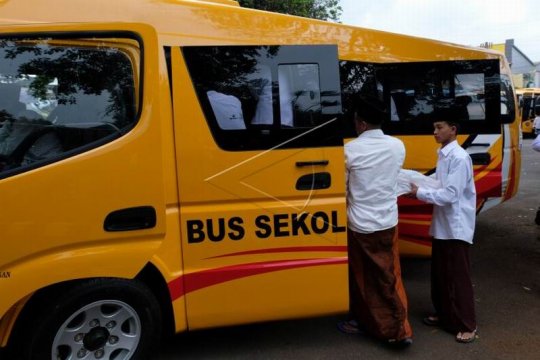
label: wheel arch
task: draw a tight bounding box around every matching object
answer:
[5,268,172,356]
[135,262,176,338]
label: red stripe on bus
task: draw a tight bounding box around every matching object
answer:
[204,246,347,259]
[168,257,347,301]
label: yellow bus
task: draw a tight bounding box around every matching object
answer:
[515,87,540,136]
[0,0,521,358]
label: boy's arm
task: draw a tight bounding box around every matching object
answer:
[416,158,471,206]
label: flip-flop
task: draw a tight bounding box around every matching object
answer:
[385,337,413,348]
[337,320,362,334]
[422,315,440,326]
[456,329,478,343]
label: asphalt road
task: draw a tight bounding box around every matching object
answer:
[158,139,540,360]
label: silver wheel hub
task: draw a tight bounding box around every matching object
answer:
[52,300,141,360]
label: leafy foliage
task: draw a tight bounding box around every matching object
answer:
[238,0,342,22]
[1,39,136,128]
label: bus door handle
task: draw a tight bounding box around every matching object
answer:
[470,153,491,166]
[104,206,157,232]
[296,172,331,190]
[295,160,329,167]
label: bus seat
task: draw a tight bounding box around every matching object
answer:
[0,83,25,121]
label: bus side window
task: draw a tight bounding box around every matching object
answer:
[500,74,516,123]
[339,59,501,136]
[183,45,342,151]
[0,37,139,178]
[454,73,485,121]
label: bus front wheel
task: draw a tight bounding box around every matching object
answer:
[11,278,162,360]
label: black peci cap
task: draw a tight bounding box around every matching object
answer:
[353,94,387,125]
[432,101,466,129]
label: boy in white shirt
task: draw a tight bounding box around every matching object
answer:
[409,107,478,343]
[339,96,413,348]
[533,108,540,135]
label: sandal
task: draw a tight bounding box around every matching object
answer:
[422,315,440,326]
[385,337,413,348]
[337,320,363,334]
[456,329,478,343]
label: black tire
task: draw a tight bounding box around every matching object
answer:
[8,278,162,360]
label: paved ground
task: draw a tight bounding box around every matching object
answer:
[157,139,539,359]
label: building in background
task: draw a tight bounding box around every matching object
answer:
[481,39,538,88]
[536,62,540,88]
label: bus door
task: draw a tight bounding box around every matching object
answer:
[340,59,506,250]
[170,45,347,329]
[0,25,168,318]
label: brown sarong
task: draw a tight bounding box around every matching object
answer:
[431,239,476,333]
[347,226,413,340]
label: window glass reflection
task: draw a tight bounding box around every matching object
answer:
[339,59,501,136]
[183,45,342,150]
[0,38,138,176]
[278,64,321,128]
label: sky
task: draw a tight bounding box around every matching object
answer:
[340,0,540,63]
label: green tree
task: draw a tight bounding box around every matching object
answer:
[238,0,342,22]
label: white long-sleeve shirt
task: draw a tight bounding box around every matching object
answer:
[417,140,476,243]
[532,134,540,152]
[533,116,540,134]
[345,129,405,233]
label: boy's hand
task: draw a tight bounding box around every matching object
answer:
[406,183,418,198]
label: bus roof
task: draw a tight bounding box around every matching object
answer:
[0,0,506,64]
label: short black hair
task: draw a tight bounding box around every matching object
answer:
[432,105,461,132]
[353,94,386,125]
